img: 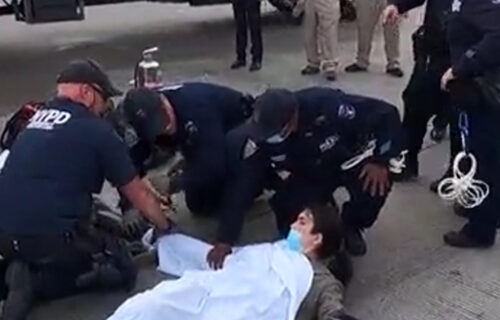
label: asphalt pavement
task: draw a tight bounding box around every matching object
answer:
[1,3,499,320]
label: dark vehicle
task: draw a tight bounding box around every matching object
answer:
[0,0,302,23]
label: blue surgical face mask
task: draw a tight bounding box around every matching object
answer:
[285,229,302,252]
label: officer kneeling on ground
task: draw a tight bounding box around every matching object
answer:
[0,60,171,320]
[118,83,253,217]
[208,88,404,268]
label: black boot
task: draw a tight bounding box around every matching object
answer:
[443,231,493,248]
[344,227,367,257]
[2,261,35,320]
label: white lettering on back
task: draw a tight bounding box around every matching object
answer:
[27,109,72,130]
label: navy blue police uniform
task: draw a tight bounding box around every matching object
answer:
[216,87,404,246]
[121,82,252,215]
[0,97,137,299]
[389,0,461,182]
[445,0,500,245]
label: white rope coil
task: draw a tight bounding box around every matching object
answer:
[438,151,490,209]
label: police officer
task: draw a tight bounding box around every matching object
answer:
[230,0,263,71]
[207,87,404,268]
[0,60,171,320]
[120,83,253,216]
[440,0,500,248]
[383,0,461,191]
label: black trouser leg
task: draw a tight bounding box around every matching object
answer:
[402,61,435,171]
[341,165,392,230]
[246,0,262,63]
[461,108,500,244]
[184,184,224,217]
[232,0,248,62]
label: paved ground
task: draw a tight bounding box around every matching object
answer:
[1,3,500,320]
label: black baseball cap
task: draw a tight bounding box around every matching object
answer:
[249,88,299,140]
[56,59,122,99]
[121,88,171,143]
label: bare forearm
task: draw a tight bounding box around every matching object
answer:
[120,177,170,231]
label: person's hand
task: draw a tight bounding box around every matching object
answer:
[359,162,391,197]
[382,4,400,25]
[206,243,232,270]
[441,68,456,91]
[122,208,150,239]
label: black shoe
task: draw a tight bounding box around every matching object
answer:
[443,231,493,248]
[301,65,320,75]
[249,61,262,72]
[344,228,367,256]
[345,63,367,73]
[230,60,246,70]
[386,67,404,78]
[325,70,337,81]
[430,127,447,143]
[2,261,35,320]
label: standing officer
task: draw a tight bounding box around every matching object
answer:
[383,0,461,190]
[207,88,404,268]
[440,0,500,248]
[299,0,341,81]
[120,83,253,216]
[0,60,171,320]
[345,0,403,77]
[230,0,263,72]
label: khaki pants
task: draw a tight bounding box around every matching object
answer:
[304,0,340,72]
[354,0,400,69]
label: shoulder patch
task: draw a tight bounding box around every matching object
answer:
[338,104,356,120]
[243,138,259,159]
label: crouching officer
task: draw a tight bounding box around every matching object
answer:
[208,87,404,268]
[0,60,171,320]
[119,83,254,216]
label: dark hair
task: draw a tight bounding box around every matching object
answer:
[309,203,342,259]
[309,203,353,286]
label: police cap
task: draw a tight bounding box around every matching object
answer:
[249,88,299,140]
[56,59,122,99]
[121,88,170,143]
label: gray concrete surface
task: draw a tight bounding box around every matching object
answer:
[1,3,499,320]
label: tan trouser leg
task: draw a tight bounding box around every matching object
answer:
[316,0,340,72]
[304,0,320,68]
[355,0,382,68]
[382,0,400,68]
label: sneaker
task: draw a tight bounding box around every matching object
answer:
[301,65,320,75]
[2,261,35,320]
[344,227,367,256]
[443,231,493,248]
[386,67,404,78]
[345,63,367,73]
[230,60,246,70]
[249,61,262,72]
[325,70,337,81]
